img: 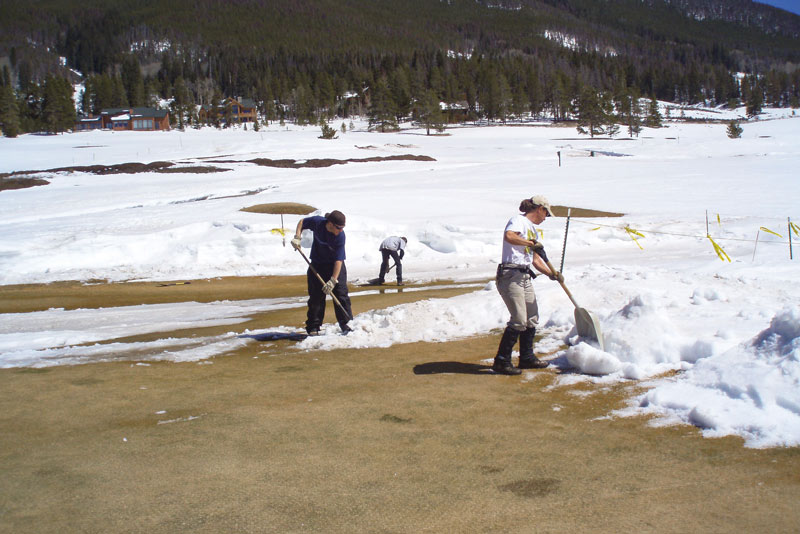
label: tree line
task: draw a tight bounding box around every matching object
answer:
[2,0,799,137]
[2,45,797,138]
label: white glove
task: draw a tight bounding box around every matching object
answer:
[531,240,544,251]
[291,236,302,250]
[322,278,337,295]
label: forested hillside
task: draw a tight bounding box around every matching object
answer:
[1,0,799,135]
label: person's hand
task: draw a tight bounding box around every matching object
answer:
[291,236,302,250]
[549,270,564,283]
[530,240,544,251]
[322,278,337,295]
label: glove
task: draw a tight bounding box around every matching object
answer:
[549,270,564,283]
[530,240,544,251]
[291,236,302,250]
[322,278,337,295]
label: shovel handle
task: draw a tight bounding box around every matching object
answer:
[545,259,581,309]
[295,247,352,321]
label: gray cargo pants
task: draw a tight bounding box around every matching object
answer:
[496,264,539,332]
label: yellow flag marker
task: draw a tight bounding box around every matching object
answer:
[271,228,286,236]
[624,226,645,249]
[759,226,783,238]
[708,235,731,262]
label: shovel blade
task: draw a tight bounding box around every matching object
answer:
[574,307,605,351]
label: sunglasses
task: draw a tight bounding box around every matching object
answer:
[333,224,345,230]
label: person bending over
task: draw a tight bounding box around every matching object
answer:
[292,210,353,335]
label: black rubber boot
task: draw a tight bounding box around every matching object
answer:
[492,327,522,375]
[518,327,548,369]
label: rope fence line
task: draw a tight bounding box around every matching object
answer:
[543,215,799,262]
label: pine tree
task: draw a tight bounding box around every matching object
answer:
[576,87,615,138]
[416,89,445,135]
[319,123,338,139]
[42,75,76,134]
[0,82,21,137]
[367,76,398,132]
[111,75,129,108]
[746,77,763,118]
[619,89,643,137]
[726,120,743,139]
[121,55,145,107]
[645,96,662,128]
[170,77,192,130]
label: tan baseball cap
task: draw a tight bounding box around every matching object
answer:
[530,195,554,217]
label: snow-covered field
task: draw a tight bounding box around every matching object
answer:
[1,108,799,448]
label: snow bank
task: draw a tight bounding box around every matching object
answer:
[619,306,800,448]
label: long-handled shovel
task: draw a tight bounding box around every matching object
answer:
[295,247,352,321]
[545,259,604,350]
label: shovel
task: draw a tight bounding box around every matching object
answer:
[295,247,352,321]
[545,259,604,350]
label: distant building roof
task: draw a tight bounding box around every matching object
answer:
[101,107,168,119]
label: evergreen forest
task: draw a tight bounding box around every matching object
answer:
[1,0,799,136]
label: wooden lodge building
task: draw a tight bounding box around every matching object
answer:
[198,97,258,125]
[75,108,171,132]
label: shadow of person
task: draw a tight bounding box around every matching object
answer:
[413,361,493,375]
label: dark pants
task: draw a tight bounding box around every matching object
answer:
[378,249,402,283]
[306,262,352,331]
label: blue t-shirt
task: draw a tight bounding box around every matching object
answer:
[302,216,346,264]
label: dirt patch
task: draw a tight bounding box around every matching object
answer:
[0,176,50,192]
[240,202,316,215]
[0,161,230,181]
[206,154,436,169]
[552,205,623,218]
[153,165,230,174]
[0,275,477,314]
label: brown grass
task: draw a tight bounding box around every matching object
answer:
[551,205,623,218]
[1,276,799,533]
[240,202,317,215]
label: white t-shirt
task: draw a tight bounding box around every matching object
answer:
[380,236,406,252]
[501,214,539,264]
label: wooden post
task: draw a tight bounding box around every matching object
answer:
[752,229,760,262]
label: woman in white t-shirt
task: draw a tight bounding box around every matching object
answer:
[493,195,562,375]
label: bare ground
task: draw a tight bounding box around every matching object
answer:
[1,277,799,533]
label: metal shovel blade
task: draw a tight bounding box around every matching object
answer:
[574,307,604,351]
[545,260,605,350]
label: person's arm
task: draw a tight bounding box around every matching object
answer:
[503,230,537,249]
[331,260,343,282]
[291,219,305,250]
[532,250,563,282]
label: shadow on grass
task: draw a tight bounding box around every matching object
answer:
[413,361,493,375]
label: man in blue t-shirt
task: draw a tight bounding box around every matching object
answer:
[292,210,353,335]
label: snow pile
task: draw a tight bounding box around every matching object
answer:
[564,293,719,379]
[618,306,800,448]
[298,282,506,350]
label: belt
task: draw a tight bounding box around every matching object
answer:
[497,263,537,278]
